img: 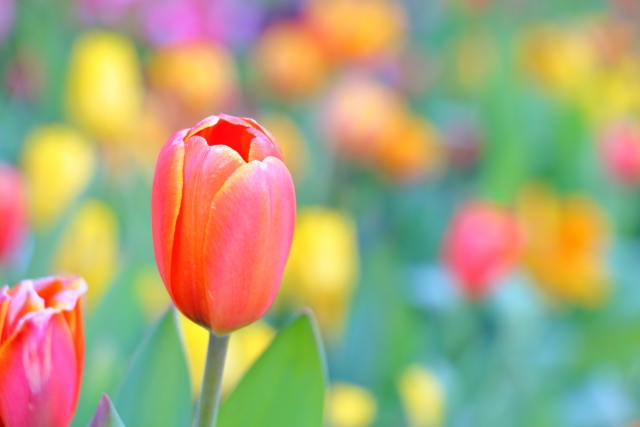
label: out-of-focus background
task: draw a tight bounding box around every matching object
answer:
[2,0,640,426]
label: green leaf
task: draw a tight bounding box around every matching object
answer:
[218,310,327,427]
[114,308,192,427]
[86,394,125,427]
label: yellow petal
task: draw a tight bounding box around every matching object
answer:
[328,382,377,427]
[397,365,445,427]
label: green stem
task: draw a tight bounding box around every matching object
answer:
[194,332,230,427]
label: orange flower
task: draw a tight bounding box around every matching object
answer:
[151,115,296,335]
[0,276,86,427]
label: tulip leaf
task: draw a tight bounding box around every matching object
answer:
[114,308,192,427]
[86,394,125,427]
[218,310,327,427]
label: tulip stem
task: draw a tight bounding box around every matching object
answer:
[194,332,230,427]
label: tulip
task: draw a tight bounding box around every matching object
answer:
[397,365,445,427]
[0,164,27,265]
[20,124,96,229]
[599,120,640,185]
[327,383,377,427]
[0,276,86,427]
[279,207,359,339]
[53,200,119,311]
[151,114,296,335]
[443,201,522,298]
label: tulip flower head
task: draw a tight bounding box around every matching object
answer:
[0,276,86,427]
[328,383,377,427]
[443,201,522,298]
[599,119,640,185]
[0,164,27,265]
[152,114,296,335]
[397,365,445,427]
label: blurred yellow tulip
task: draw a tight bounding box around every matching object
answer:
[305,0,406,63]
[253,22,328,101]
[177,314,274,398]
[397,365,445,427]
[135,265,171,323]
[66,31,143,142]
[517,184,610,306]
[327,382,377,427]
[148,42,238,126]
[53,199,119,311]
[21,124,96,228]
[280,208,359,339]
[257,113,309,180]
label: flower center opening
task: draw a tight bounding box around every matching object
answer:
[192,119,254,162]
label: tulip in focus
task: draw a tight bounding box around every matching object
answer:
[253,21,328,101]
[327,383,377,427]
[21,124,96,228]
[66,31,143,142]
[443,201,522,298]
[178,314,274,397]
[0,276,86,427]
[517,184,610,306]
[599,120,640,185]
[397,365,445,427]
[151,114,296,335]
[0,164,27,265]
[280,207,359,339]
[53,200,119,311]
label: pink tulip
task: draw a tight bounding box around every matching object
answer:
[0,276,86,427]
[599,120,640,185]
[443,201,522,298]
[151,114,296,335]
[0,164,27,265]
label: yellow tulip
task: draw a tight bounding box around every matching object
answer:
[279,208,359,339]
[327,383,377,427]
[177,314,275,398]
[66,30,143,142]
[397,365,445,427]
[517,183,610,306]
[21,124,96,228]
[257,113,309,180]
[53,199,119,311]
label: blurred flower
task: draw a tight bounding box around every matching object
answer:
[305,0,406,63]
[519,25,598,97]
[20,124,96,229]
[66,31,143,143]
[280,207,359,339]
[147,42,238,127]
[53,200,119,312]
[443,201,522,298]
[397,365,445,427]
[327,382,377,427]
[322,74,407,164]
[0,0,14,45]
[140,0,208,47]
[77,0,138,26]
[178,314,274,397]
[252,21,328,101]
[0,164,27,265]
[517,184,610,306]
[599,119,640,185]
[257,113,309,180]
[152,115,295,335]
[0,276,86,427]
[376,115,443,183]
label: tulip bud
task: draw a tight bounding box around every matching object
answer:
[397,365,445,427]
[599,120,640,185]
[0,276,86,427]
[20,124,96,229]
[151,114,296,335]
[0,164,27,265]
[327,383,377,427]
[443,201,522,298]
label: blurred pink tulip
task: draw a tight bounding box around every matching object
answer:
[0,164,27,265]
[443,201,522,298]
[151,114,296,335]
[0,276,86,427]
[599,120,640,185]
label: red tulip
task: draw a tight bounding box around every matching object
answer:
[0,164,27,265]
[151,114,296,335]
[443,201,522,298]
[0,276,86,427]
[599,120,640,185]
